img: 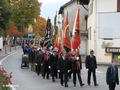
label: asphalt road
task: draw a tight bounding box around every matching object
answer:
[2,51,120,90]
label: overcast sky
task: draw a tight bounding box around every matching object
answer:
[38,0,70,24]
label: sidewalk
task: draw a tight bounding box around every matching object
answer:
[0,45,21,60]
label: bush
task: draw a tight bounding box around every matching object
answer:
[0,65,12,90]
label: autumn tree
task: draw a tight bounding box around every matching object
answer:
[33,16,47,36]
[7,22,21,37]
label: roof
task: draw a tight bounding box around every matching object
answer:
[58,0,89,14]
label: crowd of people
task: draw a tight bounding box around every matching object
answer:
[21,39,119,90]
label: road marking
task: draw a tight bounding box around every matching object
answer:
[0,50,21,90]
[96,70,104,73]
[83,68,104,73]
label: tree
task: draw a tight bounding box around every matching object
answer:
[7,22,21,37]
[8,0,41,31]
[33,16,47,36]
[0,0,12,33]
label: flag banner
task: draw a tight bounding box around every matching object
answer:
[54,14,58,36]
[54,31,59,48]
[52,13,58,47]
[62,12,71,49]
[45,18,51,40]
[54,31,62,54]
[43,38,52,48]
[44,18,52,49]
[71,7,81,51]
[54,14,62,54]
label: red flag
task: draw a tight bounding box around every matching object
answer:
[71,7,81,51]
[62,12,71,49]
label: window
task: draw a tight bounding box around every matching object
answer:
[88,27,91,40]
[117,0,120,12]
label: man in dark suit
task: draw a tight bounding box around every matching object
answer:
[85,50,98,86]
[58,52,70,87]
[49,49,58,82]
[106,60,119,90]
[36,49,43,76]
[41,49,51,79]
[35,47,39,73]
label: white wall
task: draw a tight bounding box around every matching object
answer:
[88,0,119,63]
[96,0,118,63]
[0,37,3,50]
[97,0,117,13]
[87,0,96,54]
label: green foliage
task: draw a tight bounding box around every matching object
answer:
[9,0,41,31]
[0,0,12,32]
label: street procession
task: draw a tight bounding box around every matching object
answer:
[19,0,100,88]
[0,0,120,90]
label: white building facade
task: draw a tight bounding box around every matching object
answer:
[0,37,3,50]
[88,0,120,64]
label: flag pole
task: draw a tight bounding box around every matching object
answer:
[77,0,80,5]
[78,0,80,54]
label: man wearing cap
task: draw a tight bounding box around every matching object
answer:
[58,52,70,87]
[85,50,98,86]
[49,49,58,82]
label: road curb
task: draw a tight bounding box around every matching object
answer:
[0,48,22,60]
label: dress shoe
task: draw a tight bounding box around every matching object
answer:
[65,85,68,87]
[74,84,76,87]
[61,84,63,86]
[46,77,50,79]
[52,79,55,82]
[88,84,90,86]
[94,84,98,86]
[81,83,85,86]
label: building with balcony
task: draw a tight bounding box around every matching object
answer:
[59,0,120,64]
[58,0,88,61]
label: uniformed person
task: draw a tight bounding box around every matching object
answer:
[36,49,43,76]
[41,49,51,79]
[49,49,58,82]
[58,52,70,87]
[71,52,85,87]
[85,50,98,86]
